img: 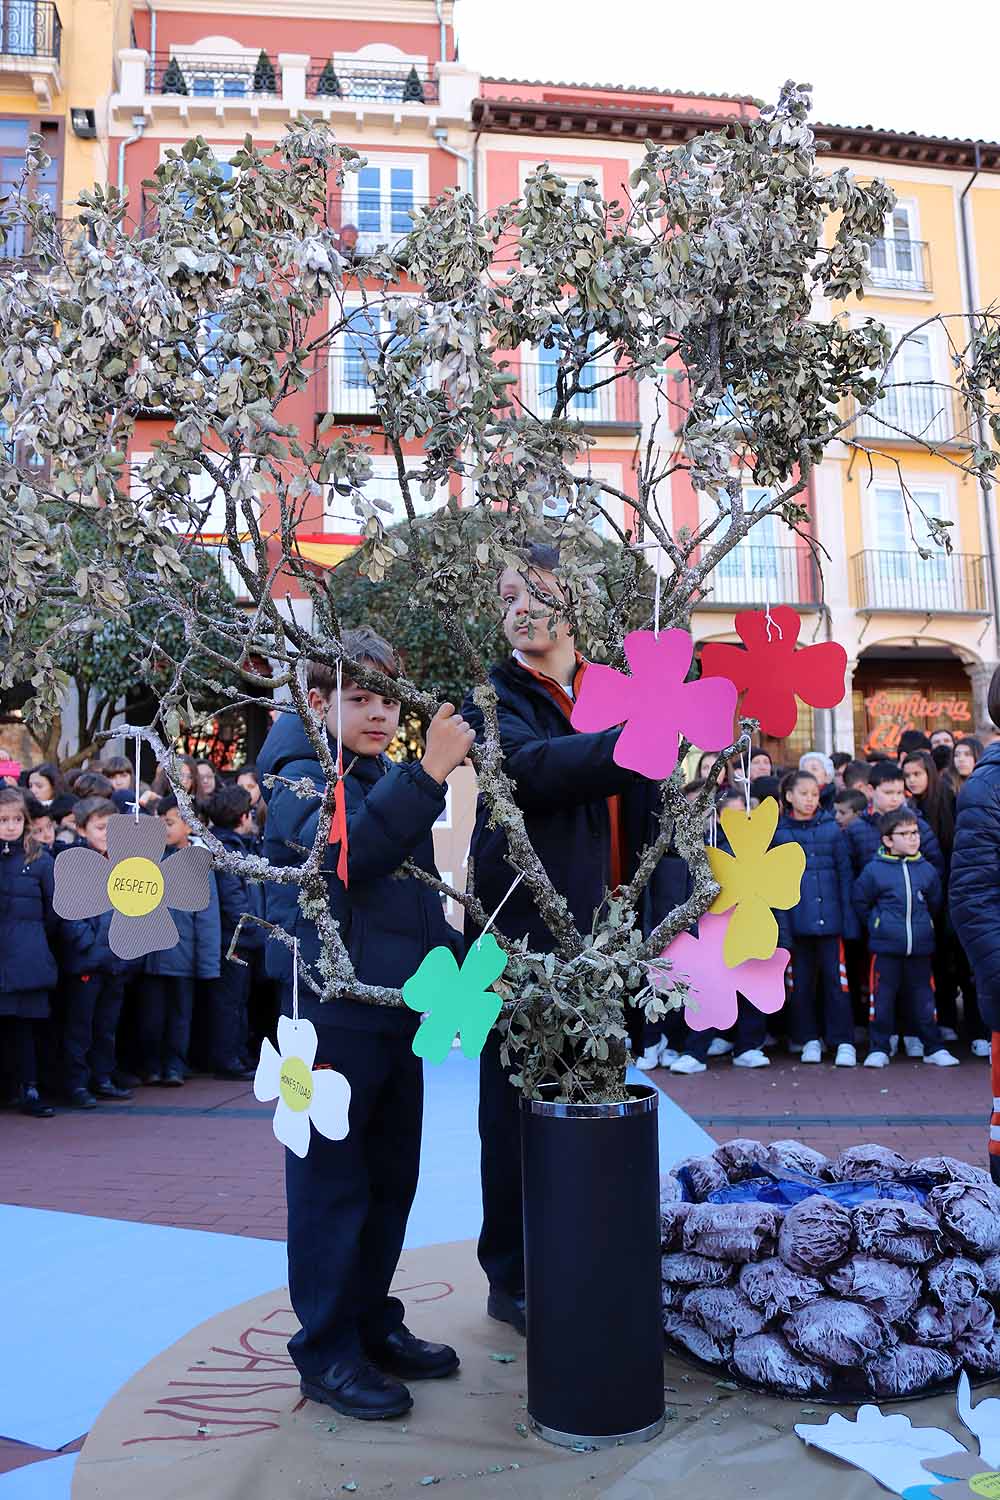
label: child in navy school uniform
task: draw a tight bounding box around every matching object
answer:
[853,807,959,1070]
[56,797,137,1107]
[773,770,859,1067]
[139,794,221,1085]
[207,783,264,1079]
[0,788,58,1116]
[256,627,474,1423]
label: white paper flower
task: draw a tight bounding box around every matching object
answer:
[253,1015,350,1159]
[795,1405,964,1496]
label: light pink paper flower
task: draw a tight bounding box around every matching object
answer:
[657,911,789,1032]
[571,629,738,780]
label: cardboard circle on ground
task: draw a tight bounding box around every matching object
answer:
[71,1237,973,1500]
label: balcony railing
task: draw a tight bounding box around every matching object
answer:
[307,59,437,103]
[144,53,438,104]
[317,352,640,427]
[326,189,432,258]
[515,361,639,427]
[0,0,60,59]
[866,237,931,293]
[852,550,990,615]
[148,52,274,97]
[850,384,961,446]
[703,545,819,608]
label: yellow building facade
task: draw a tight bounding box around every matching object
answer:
[0,0,125,237]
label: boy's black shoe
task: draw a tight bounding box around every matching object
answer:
[214,1065,256,1082]
[141,1073,162,1087]
[69,1088,97,1110]
[487,1288,526,1337]
[365,1328,460,1381]
[93,1080,134,1101]
[160,1073,184,1087]
[299,1359,413,1420]
[19,1087,54,1118]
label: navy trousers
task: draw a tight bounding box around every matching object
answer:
[140,975,195,1077]
[285,1017,422,1378]
[62,974,125,1092]
[789,936,852,1048]
[211,957,250,1070]
[478,1026,524,1298]
[870,954,943,1055]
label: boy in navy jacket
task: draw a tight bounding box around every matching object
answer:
[853,807,958,1070]
[846,761,945,878]
[57,797,137,1107]
[139,794,221,1085]
[257,627,474,1422]
[206,784,263,1080]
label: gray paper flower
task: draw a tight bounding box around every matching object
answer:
[53,813,212,960]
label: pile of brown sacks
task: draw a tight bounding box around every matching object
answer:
[661,1140,1000,1399]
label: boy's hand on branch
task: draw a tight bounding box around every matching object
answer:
[422,702,476,784]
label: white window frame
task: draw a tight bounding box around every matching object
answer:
[327,291,428,417]
[697,485,804,606]
[860,475,964,611]
[164,39,260,99]
[335,152,428,258]
[549,461,625,538]
[332,456,449,531]
[130,450,259,599]
[868,197,925,292]
[856,316,951,444]
[331,40,430,101]
[517,159,605,205]
[434,782,452,828]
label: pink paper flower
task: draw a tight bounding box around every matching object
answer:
[656,911,790,1032]
[571,629,738,780]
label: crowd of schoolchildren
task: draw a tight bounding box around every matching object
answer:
[638,727,990,1077]
[3,538,999,1424]
[0,752,273,1118]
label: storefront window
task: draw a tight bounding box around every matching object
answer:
[853,679,973,755]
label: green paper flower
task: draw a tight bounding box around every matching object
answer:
[402,934,507,1064]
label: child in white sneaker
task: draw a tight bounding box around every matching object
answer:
[853,808,958,1069]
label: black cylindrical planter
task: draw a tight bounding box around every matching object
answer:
[520,1084,664,1449]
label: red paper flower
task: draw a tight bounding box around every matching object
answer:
[700,606,848,739]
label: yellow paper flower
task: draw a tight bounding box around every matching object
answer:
[707,799,805,967]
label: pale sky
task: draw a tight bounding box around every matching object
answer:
[456,0,1000,145]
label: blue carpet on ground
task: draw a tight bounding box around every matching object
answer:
[0,1058,711,1473]
[0,1457,76,1500]
[0,1208,287,1453]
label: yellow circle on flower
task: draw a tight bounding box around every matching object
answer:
[279,1056,314,1113]
[107,856,164,917]
[970,1475,1000,1498]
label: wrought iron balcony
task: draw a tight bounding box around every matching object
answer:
[701,545,820,609]
[866,237,931,293]
[513,361,639,428]
[849,384,962,446]
[852,549,990,615]
[307,58,437,103]
[0,0,60,60]
[148,52,274,97]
